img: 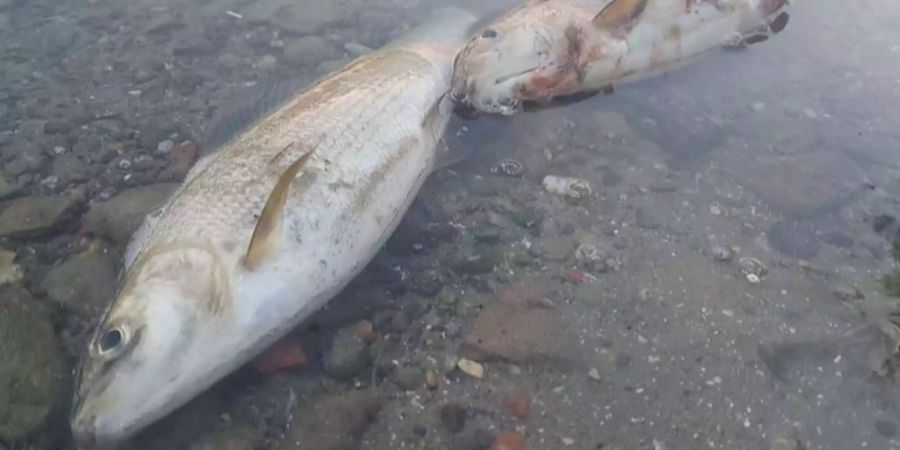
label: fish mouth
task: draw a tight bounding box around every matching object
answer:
[450,66,541,116]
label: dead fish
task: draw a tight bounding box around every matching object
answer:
[451,0,791,114]
[69,7,480,445]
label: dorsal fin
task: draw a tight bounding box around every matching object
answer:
[593,0,648,30]
[242,150,314,270]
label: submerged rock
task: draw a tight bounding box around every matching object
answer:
[324,322,372,380]
[0,195,81,238]
[0,170,20,199]
[189,424,260,450]
[283,36,336,68]
[42,244,118,318]
[766,220,820,259]
[0,285,68,443]
[242,0,349,35]
[460,284,572,363]
[278,389,382,450]
[82,183,177,244]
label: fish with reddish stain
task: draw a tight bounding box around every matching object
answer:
[451,0,791,115]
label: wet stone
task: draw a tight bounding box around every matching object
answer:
[394,366,424,391]
[0,170,20,199]
[766,220,820,259]
[439,403,467,434]
[283,36,336,68]
[229,373,304,430]
[460,284,573,363]
[875,420,897,438]
[82,183,178,244]
[278,389,382,450]
[42,245,117,318]
[324,323,372,380]
[451,247,502,276]
[51,154,89,186]
[0,195,81,238]
[0,285,68,443]
[189,424,259,450]
[455,427,495,450]
[136,389,225,450]
[636,207,664,229]
[532,236,573,262]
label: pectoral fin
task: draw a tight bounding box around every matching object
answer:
[242,150,314,270]
[593,0,648,31]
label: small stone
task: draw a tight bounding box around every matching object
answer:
[251,336,307,374]
[533,236,573,262]
[278,389,382,450]
[0,248,22,286]
[52,154,89,185]
[42,244,117,318]
[562,437,575,446]
[455,427,496,450]
[324,323,372,380]
[711,245,736,262]
[457,358,484,379]
[394,366,424,391]
[833,285,864,301]
[424,370,439,390]
[82,183,178,244]
[766,220,820,259]
[0,170,20,199]
[169,142,200,178]
[157,139,175,154]
[189,425,259,450]
[439,403,467,434]
[588,368,602,381]
[43,119,70,135]
[257,54,278,72]
[353,319,377,343]
[283,36,336,68]
[636,207,664,229]
[490,431,525,450]
[543,175,592,200]
[770,436,801,450]
[875,420,897,438]
[343,42,372,56]
[0,195,81,238]
[0,286,68,442]
[503,393,530,419]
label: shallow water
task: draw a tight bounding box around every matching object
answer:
[0,0,899,449]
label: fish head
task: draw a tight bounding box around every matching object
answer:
[451,2,595,115]
[71,244,232,445]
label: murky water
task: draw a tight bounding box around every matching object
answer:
[0,0,898,449]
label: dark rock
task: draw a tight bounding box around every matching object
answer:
[460,284,573,363]
[135,389,225,450]
[439,403,467,434]
[324,324,372,380]
[454,427,495,450]
[5,142,48,175]
[42,244,117,318]
[278,389,382,450]
[875,420,897,438]
[229,373,305,430]
[0,170,20,199]
[189,424,259,450]
[283,36,336,68]
[82,183,177,244]
[724,151,867,218]
[766,220,820,259]
[394,366,424,391]
[532,236,573,262]
[635,207,664,229]
[51,154,88,186]
[43,120,70,135]
[0,285,68,443]
[0,195,81,238]
[451,247,502,276]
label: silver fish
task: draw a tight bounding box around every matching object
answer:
[70,7,479,445]
[451,0,791,114]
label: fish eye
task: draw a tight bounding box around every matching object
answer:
[97,326,126,355]
[481,29,498,39]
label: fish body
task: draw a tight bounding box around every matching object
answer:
[451,0,791,114]
[70,8,478,444]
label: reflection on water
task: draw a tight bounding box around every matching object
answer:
[0,0,898,449]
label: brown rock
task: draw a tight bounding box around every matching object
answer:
[503,393,530,420]
[490,431,525,450]
[0,195,81,238]
[460,283,572,363]
[278,389,382,450]
[353,319,377,343]
[170,142,199,179]
[82,183,177,244]
[251,335,307,374]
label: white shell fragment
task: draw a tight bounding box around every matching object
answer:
[542,175,592,200]
[457,358,484,378]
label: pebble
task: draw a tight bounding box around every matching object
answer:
[490,431,525,450]
[0,195,81,238]
[771,436,802,450]
[283,36,336,68]
[543,175,592,200]
[82,183,178,244]
[251,336,307,374]
[394,366,424,391]
[343,42,373,56]
[503,393,530,419]
[157,139,175,154]
[277,389,382,450]
[0,248,22,286]
[324,322,372,380]
[766,220,821,259]
[711,245,736,262]
[636,207,664,229]
[425,370,440,390]
[42,244,117,318]
[256,54,278,72]
[457,358,484,378]
[0,170,19,199]
[439,403,467,434]
[588,368,602,381]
